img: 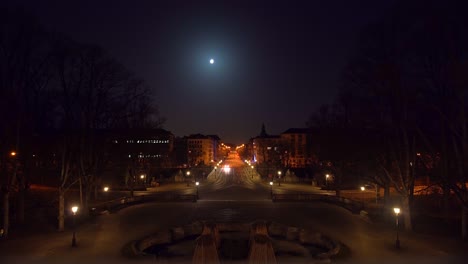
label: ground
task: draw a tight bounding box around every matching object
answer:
[0,153,467,263]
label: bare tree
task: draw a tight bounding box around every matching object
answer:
[0,8,51,237]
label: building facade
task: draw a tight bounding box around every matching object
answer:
[109,128,174,167]
[280,128,313,168]
[251,124,283,165]
[187,134,220,166]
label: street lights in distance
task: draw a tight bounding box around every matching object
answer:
[393,207,401,249]
[269,181,273,198]
[277,171,282,186]
[71,206,79,247]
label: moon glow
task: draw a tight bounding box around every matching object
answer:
[210,58,214,64]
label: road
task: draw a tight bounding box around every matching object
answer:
[0,152,467,263]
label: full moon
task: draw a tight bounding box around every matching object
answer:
[210,58,214,64]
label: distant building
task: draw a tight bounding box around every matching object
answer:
[280,128,313,168]
[187,134,220,166]
[109,128,174,167]
[252,124,283,165]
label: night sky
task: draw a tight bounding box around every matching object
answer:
[6,0,395,144]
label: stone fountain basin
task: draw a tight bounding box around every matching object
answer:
[128,221,342,262]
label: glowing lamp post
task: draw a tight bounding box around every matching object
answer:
[186,171,191,186]
[277,171,282,186]
[325,174,330,188]
[103,186,109,192]
[195,181,199,199]
[269,181,273,198]
[393,207,401,249]
[71,206,79,247]
[359,186,366,203]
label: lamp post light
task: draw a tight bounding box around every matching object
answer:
[325,174,330,188]
[71,206,79,247]
[186,171,191,186]
[393,207,401,249]
[269,181,273,198]
[103,186,109,192]
[359,186,366,203]
[195,181,199,199]
[277,171,282,186]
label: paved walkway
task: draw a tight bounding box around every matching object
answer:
[1,181,467,263]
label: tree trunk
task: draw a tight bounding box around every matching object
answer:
[82,186,90,217]
[384,184,390,208]
[462,206,467,241]
[17,187,25,224]
[443,184,450,222]
[402,195,413,231]
[335,168,342,198]
[58,187,65,231]
[375,185,381,203]
[79,177,83,208]
[17,175,26,224]
[94,184,98,200]
[2,191,10,238]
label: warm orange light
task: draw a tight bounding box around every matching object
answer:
[10,151,17,156]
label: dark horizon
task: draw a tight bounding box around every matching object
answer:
[4,0,396,144]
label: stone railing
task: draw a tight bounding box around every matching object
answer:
[89,193,197,215]
[271,193,364,214]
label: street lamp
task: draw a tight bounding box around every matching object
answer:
[269,181,273,198]
[186,171,191,186]
[10,151,17,157]
[393,207,401,249]
[71,206,79,247]
[277,171,282,186]
[103,186,109,192]
[359,186,366,203]
[195,181,199,199]
[325,174,330,188]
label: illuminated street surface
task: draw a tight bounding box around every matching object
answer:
[0,153,467,263]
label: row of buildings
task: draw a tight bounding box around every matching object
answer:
[242,125,315,168]
[110,125,314,169]
[108,129,227,168]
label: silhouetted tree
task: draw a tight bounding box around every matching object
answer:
[0,8,52,237]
